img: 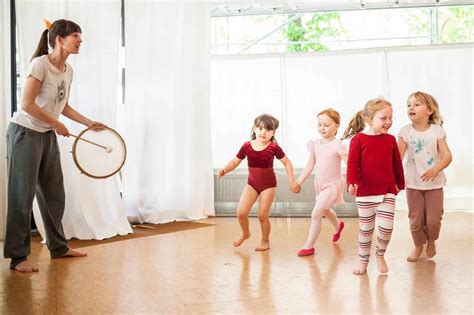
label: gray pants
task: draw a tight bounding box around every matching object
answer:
[4,123,69,269]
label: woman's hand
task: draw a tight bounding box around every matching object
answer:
[218,169,226,178]
[88,121,107,129]
[54,121,70,137]
[348,184,358,196]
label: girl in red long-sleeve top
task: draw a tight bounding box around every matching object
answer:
[342,98,405,275]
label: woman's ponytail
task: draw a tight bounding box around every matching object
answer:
[31,29,49,61]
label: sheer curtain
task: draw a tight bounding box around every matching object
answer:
[16,0,132,239]
[123,1,214,223]
[0,0,11,239]
[211,44,473,210]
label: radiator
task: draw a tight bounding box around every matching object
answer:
[214,169,357,217]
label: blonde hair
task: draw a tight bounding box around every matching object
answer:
[251,113,279,142]
[342,98,392,139]
[409,91,443,126]
[318,108,341,135]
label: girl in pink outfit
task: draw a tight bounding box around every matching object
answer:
[295,109,347,257]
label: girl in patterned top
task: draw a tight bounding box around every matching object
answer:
[398,91,452,262]
[218,114,299,251]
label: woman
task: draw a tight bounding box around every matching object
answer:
[5,19,104,272]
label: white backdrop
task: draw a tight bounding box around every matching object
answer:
[0,0,11,239]
[123,1,215,223]
[211,44,473,210]
[16,0,132,239]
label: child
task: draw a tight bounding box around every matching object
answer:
[398,91,452,262]
[218,114,299,251]
[295,109,347,257]
[343,98,405,275]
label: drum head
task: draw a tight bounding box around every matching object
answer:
[72,126,127,179]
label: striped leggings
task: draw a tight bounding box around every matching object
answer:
[357,194,396,263]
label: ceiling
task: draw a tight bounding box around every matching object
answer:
[210,0,474,16]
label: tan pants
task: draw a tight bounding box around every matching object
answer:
[406,188,444,246]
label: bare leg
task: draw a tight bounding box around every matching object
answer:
[233,185,258,247]
[255,187,276,251]
[407,245,424,262]
[426,241,437,258]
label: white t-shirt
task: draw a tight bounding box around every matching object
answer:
[10,55,73,132]
[398,124,447,190]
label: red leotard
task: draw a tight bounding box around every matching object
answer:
[236,141,286,194]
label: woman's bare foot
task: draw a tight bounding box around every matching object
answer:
[376,256,389,273]
[255,241,270,252]
[13,260,39,273]
[426,241,437,258]
[352,262,368,275]
[407,245,424,262]
[233,233,250,247]
[59,249,88,258]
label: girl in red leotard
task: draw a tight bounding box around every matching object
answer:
[218,114,300,251]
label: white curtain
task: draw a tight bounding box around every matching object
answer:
[0,0,11,239]
[211,44,473,210]
[16,0,132,239]
[123,1,215,223]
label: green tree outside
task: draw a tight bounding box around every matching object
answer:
[283,12,346,52]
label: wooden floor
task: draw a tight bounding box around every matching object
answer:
[1,211,473,314]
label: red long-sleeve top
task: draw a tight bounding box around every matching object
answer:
[346,133,405,197]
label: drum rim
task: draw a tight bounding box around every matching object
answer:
[72,126,127,179]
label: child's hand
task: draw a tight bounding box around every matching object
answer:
[420,167,440,182]
[348,184,358,196]
[290,182,301,193]
[217,169,226,178]
[395,185,400,193]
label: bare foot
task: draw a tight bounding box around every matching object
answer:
[407,245,424,262]
[255,241,270,252]
[13,260,39,273]
[426,241,437,258]
[58,249,88,258]
[376,256,389,273]
[233,233,250,248]
[352,262,368,275]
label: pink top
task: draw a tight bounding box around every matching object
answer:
[300,139,348,185]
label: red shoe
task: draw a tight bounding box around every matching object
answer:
[297,248,315,256]
[332,221,345,242]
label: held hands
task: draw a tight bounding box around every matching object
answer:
[348,184,358,196]
[290,181,301,193]
[420,167,440,182]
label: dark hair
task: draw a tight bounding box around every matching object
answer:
[250,113,279,142]
[31,19,82,61]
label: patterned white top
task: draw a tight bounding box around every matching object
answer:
[398,124,447,190]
